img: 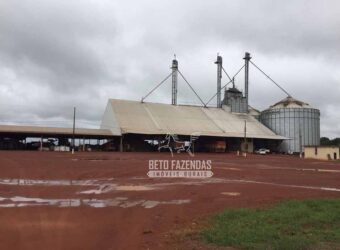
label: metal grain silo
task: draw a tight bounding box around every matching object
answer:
[260,96,320,153]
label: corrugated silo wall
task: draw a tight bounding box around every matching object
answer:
[260,108,320,153]
[224,93,248,113]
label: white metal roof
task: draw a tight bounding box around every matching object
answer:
[0,125,116,137]
[101,99,286,140]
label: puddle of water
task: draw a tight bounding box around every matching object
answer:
[120,200,145,208]
[152,178,224,187]
[162,199,190,205]
[320,187,340,192]
[79,184,157,194]
[0,196,191,209]
[142,200,158,208]
[0,178,114,187]
[221,192,240,196]
[318,169,340,173]
[255,165,340,174]
[115,185,155,191]
[80,184,116,194]
[159,177,340,193]
[0,204,16,208]
[141,200,190,209]
[0,178,158,194]
[225,179,340,192]
[116,197,128,200]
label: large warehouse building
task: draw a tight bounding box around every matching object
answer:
[100,99,285,152]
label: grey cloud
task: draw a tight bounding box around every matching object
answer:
[0,0,339,137]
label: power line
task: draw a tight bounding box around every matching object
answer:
[177,70,207,107]
[222,66,233,82]
[205,64,245,106]
[141,72,173,102]
[250,60,291,97]
[205,80,232,107]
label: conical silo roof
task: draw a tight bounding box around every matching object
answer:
[269,96,311,109]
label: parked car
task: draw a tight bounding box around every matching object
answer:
[255,148,270,155]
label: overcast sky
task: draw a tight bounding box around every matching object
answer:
[1,0,339,137]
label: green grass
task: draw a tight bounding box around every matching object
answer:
[202,199,340,250]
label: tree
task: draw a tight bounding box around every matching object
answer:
[320,137,340,146]
[320,137,331,145]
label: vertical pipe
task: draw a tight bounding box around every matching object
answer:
[243,52,251,112]
[171,58,178,105]
[215,55,223,108]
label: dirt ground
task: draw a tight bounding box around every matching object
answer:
[0,151,339,250]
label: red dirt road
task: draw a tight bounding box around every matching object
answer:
[0,151,340,249]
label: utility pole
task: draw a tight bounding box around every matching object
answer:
[72,107,76,154]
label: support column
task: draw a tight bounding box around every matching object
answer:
[224,138,227,153]
[120,136,123,152]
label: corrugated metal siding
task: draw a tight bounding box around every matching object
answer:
[260,108,320,152]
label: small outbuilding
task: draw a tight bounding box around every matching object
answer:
[304,146,340,160]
